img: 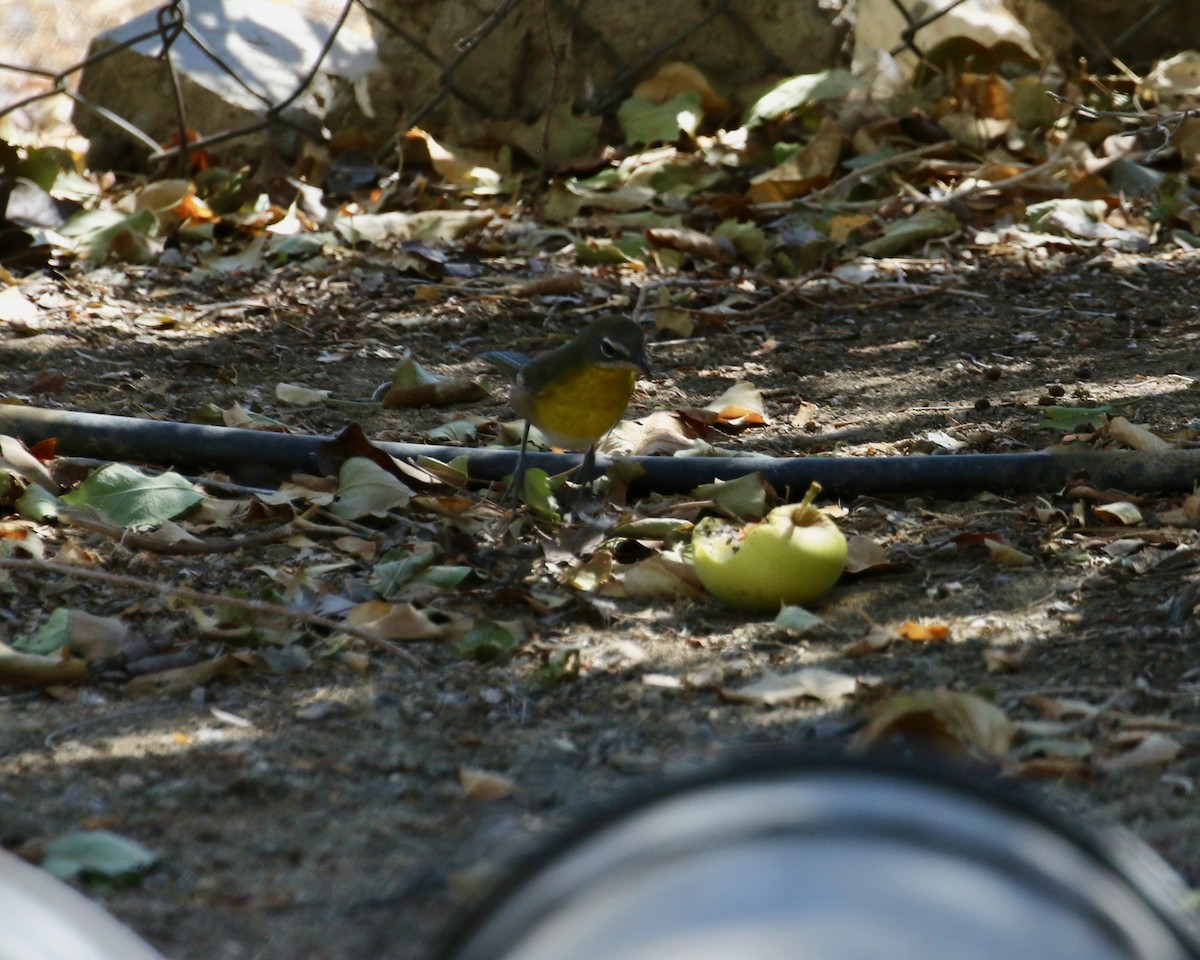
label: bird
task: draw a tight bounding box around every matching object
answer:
[482,315,652,500]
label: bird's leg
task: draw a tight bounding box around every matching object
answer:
[503,420,532,503]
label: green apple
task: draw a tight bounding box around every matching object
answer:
[692,481,847,611]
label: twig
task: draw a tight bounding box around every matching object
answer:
[919,152,1066,207]
[801,140,957,204]
[0,557,418,664]
[63,507,296,555]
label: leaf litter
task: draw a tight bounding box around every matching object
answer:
[5,16,1200,960]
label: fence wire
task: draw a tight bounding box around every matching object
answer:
[0,0,1190,176]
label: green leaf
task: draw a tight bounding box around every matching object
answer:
[1038,405,1113,430]
[330,457,413,519]
[15,483,63,522]
[42,830,157,882]
[62,463,203,529]
[693,472,769,520]
[370,545,439,598]
[743,70,859,127]
[520,468,561,521]
[618,92,703,146]
[15,607,69,654]
[775,605,826,637]
[859,207,960,257]
[415,565,474,588]
[456,621,518,662]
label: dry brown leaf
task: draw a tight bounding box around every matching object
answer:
[459,767,516,803]
[843,535,890,574]
[633,61,730,116]
[126,654,240,697]
[381,379,488,408]
[984,538,1034,567]
[705,381,768,426]
[1092,501,1144,525]
[345,600,444,640]
[0,643,88,688]
[645,227,734,263]
[616,555,707,600]
[1003,756,1090,780]
[852,689,1014,757]
[601,410,707,457]
[747,116,842,203]
[791,400,820,428]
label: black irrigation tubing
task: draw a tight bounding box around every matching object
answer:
[4,405,1200,500]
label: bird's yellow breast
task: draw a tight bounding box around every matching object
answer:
[527,364,637,450]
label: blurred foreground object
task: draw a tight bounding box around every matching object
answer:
[439,753,1200,960]
[0,848,164,960]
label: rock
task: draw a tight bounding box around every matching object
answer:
[369,0,847,128]
[73,0,382,171]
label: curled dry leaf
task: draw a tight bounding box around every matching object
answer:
[125,654,240,697]
[840,626,894,657]
[705,381,768,426]
[721,667,857,706]
[985,538,1034,567]
[1092,501,1143,525]
[0,642,88,688]
[382,379,488,408]
[1094,733,1182,775]
[633,61,729,116]
[345,600,445,641]
[1107,415,1172,451]
[853,689,1014,758]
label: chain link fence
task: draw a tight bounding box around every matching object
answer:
[0,0,1191,173]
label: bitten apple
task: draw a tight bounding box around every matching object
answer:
[692,481,847,611]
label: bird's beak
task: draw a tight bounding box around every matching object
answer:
[636,352,652,377]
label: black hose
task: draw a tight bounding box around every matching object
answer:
[2,404,1196,497]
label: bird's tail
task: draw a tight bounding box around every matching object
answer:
[479,350,530,377]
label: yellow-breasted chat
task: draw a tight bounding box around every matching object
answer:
[482,316,652,497]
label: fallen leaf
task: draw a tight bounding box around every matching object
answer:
[345,600,444,640]
[459,767,516,802]
[843,535,890,573]
[840,626,894,657]
[897,620,952,642]
[1092,501,1143,525]
[125,654,240,696]
[1108,415,1172,451]
[275,382,332,406]
[330,457,413,519]
[985,538,1034,567]
[41,830,157,882]
[1094,733,1182,774]
[721,667,857,706]
[634,62,729,116]
[852,689,1014,757]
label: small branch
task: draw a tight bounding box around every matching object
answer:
[0,557,418,664]
[62,508,295,555]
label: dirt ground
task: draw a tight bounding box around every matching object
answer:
[3,241,1200,958]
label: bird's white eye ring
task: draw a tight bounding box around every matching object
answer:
[600,338,618,358]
